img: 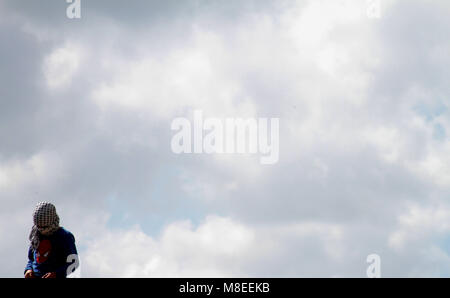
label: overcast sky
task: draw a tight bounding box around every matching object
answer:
[1,0,449,277]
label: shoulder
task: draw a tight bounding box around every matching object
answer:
[54,227,76,242]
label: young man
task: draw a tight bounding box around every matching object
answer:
[24,202,79,278]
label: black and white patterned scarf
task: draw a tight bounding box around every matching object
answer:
[29,202,60,250]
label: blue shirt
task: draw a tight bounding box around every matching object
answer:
[25,227,78,278]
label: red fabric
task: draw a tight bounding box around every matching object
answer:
[36,239,52,264]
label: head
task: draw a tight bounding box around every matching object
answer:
[29,202,60,249]
[33,202,60,235]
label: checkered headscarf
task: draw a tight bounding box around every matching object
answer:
[29,202,60,249]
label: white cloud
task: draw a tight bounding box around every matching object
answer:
[43,43,84,89]
[389,204,450,251]
[91,27,257,121]
[1,0,450,277]
[0,152,65,194]
[80,215,349,277]
[81,215,254,277]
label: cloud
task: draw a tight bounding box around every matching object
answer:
[80,215,350,277]
[1,0,449,277]
[389,204,450,251]
[44,43,84,89]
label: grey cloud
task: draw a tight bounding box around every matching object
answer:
[1,0,449,277]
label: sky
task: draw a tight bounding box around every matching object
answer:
[0,0,449,277]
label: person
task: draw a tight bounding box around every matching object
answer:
[24,202,79,278]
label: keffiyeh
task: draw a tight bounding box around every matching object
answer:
[29,202,60,250]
